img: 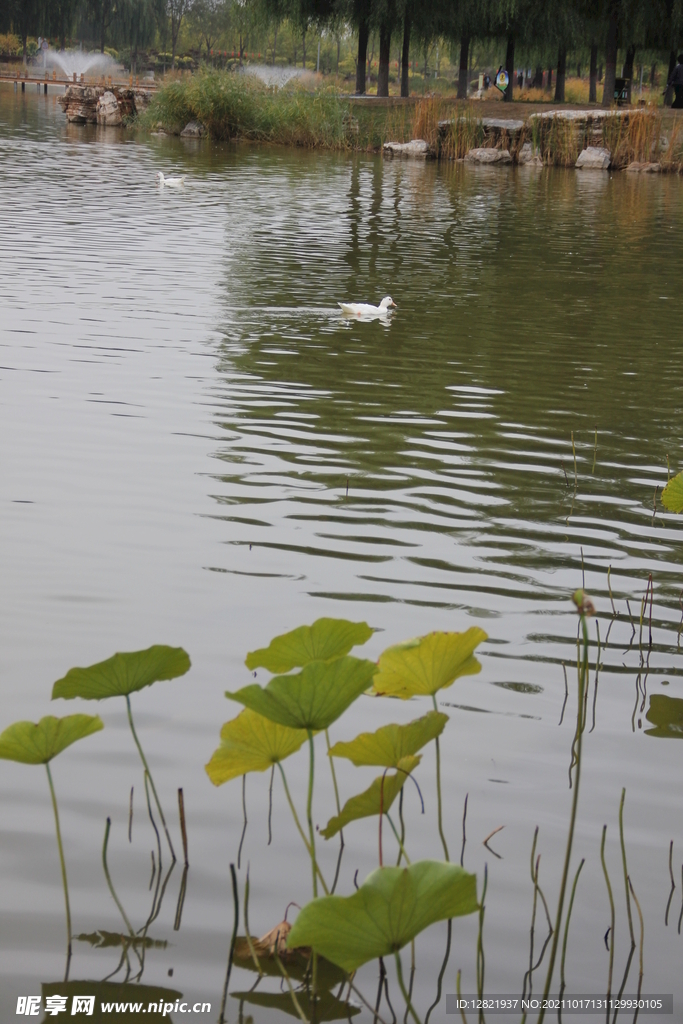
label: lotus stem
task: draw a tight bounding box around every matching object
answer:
[628,877,644,1000]
[431,695,449,861]
[102,817,136,938]
[387,812,411,865]
[394,950,422,1024]
[306,729,318,899]
[601,824,615,1005]
[274,950,309,1023]
[125,694,176,862]
[244,865,262,975]
[277,763,329,894]
[618,789,635,949]
[219,862,239,1024]
[559,859,584,992]
[45,762,72,979]
[537,609,588,1024]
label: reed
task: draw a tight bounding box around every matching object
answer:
[144,71,353,148]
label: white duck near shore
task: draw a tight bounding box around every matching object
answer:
[156,171,186,188]
[338,296,397,319]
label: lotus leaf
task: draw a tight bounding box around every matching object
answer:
[662,471,683,514]
[645,694,683,738]
[226,656,377,730]
[205,709,308,786]
[321,755,421,839]
[0,714,103,765]
[232,989,361,1021]
[51,645,190,701]
[245,618,373,673]
[287,860,478,971]
[328,710,448,767]
[373,629,487,699]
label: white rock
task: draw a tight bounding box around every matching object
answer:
[96,90,122,127]
[517,141,543,166]
[575,146,611,169]
[626,161,661,173]
[180,120,207,138]
[465,147,512,164]
[383,139,430,158]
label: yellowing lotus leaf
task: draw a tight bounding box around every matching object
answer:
[0,714,104,765]
[328,710,448,767]
[245,618,373,673]
[320,755,420,839]
[205,709,308,786]
[373,629,487,699]
[662,471,683,514]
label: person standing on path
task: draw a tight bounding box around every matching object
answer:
[667,54,683,108]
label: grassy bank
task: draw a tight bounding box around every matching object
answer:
[142,71,683,169]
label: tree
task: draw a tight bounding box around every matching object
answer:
[167,0,190,65]
[188,0,229,54]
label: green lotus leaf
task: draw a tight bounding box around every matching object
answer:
[373,629,487,699]
[51,646,191,701]
[0,714,103,765]
[232,989,360,1022]
[661,471,683,514]
[245,618,373,673]
[205,708,308,786]
[328,710,448,767]
[226,656,377,730]
[287,860,479,972]
[320,755,420,839]
[645,694,683,738]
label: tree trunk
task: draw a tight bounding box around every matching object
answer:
[589,43,597,101]
[664,50,676,105]
[623,43,635,103]
[503,33,514,102]
[355,18,369,94]
[377,22,390,96]
[302,28,306,69]
[401,15,410,97]
[577,63,581,78]
[601,3,618,106]
[533,65,543,88]
[272,25,277,66]
[547,66,552,91]
[337,37,340,75]
[554,45,566,101]
[649,62,656,85]
[457,35,469,99]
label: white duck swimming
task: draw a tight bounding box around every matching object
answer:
[156,171,186,188]
[339,296,397,317]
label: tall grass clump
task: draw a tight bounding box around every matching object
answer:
[144,70,353,149]
[602,110,662,167]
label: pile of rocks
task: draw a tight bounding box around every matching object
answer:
[59,85,153,126]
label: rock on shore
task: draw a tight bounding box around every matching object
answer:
[465,147,512,164]
[59,85,152,125]
[383,139,431,159]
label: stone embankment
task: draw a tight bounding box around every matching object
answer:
[59,85,153,126]
[385,108,678,172]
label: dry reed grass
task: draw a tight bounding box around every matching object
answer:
[602,110,662,168]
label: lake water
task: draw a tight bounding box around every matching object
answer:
[1,84,683,1022]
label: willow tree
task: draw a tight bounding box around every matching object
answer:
[118,0,162,74]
